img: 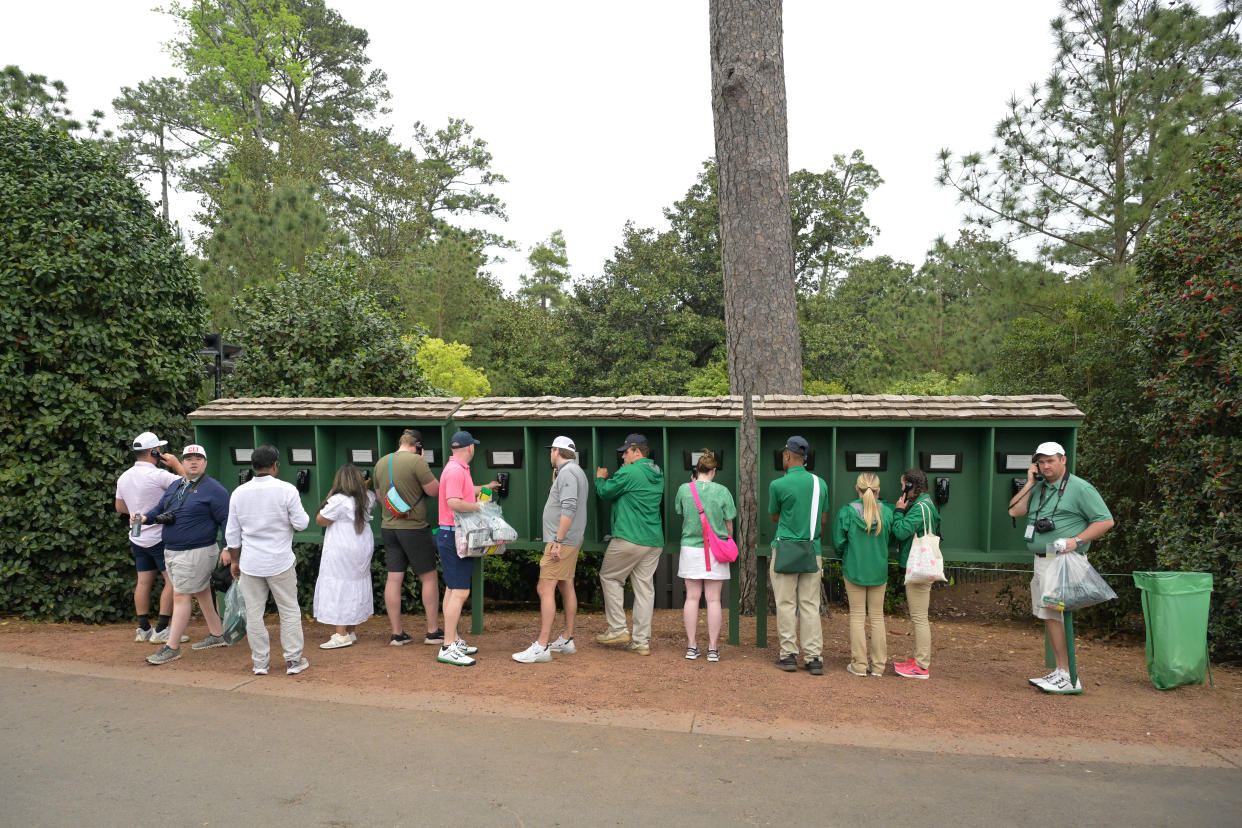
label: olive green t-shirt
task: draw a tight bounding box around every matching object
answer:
[373,450,437,530]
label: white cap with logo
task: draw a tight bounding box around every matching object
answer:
[181,444,207,458]
[547,436,576,451]
[1034,441,1066,457]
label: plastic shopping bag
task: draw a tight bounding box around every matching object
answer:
[221,579,246,645]
[1041,552,1117,611]
[454,502,517,557]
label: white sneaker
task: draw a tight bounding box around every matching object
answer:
[320,633,353,650]
[348,632,357,644]
[1037,669,1082,694]
[453,638,479,656]
[135,627,152,642]
[286,657,310,675]
[148,628,189,644]
[253,664,269,676]
[438,642,476,666]
[549,635,576,655]
[1029,669,1059,687]
[512,641,552,664]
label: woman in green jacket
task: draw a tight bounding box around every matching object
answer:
[891,468,941,679]
[832,472,893,677]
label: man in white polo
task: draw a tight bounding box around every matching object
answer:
[224,445,311,676]
[115,431,186,644]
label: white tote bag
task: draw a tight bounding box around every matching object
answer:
[904,501,947,585]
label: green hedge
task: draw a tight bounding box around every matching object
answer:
[0,115,206,621]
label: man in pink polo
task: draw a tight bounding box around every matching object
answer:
[434,430,498,666]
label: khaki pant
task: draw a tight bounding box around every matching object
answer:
[599,538,663,647]
[905,580,932,669]
[844,577,887,674]
[239,565,303,671]
[769,557,823,660]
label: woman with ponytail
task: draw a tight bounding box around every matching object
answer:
[673,449,736,662]
[832,472,893,677]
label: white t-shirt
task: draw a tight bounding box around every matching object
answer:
[115,462,182,547]
[224,474,310,577]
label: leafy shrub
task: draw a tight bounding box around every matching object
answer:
[1135,139,1242,657]
[224,254,431,397]
[0,115,206,620]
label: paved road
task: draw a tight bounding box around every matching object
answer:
[1,667,1238,827]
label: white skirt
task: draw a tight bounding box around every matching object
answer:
[678,544,731,581]
[313,535,375,626]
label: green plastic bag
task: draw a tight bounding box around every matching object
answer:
[221,580,247,646]
[1133,571,1213,691]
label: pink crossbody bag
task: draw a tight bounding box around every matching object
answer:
[690,481,739,570]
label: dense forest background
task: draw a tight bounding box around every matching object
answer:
[2,0,1239,653]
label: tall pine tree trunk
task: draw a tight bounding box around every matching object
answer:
[710,0,802,614]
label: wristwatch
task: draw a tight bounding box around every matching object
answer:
[1074,536,1084,545]
[553,538,564,544]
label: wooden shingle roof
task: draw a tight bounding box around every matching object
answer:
[453,396,745,421]
[751,394,1082,421]
[187,397,463,421]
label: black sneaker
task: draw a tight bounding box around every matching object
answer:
[424,628,445,645]
[776,653,798,672]
[390,632,414,646]
[805,657,824,676]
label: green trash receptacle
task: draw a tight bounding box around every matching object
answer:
[1132,571,1213,690]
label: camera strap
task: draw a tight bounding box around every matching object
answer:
[1033,473,1070,522]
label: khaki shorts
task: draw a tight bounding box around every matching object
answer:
[165,543,219,595]
[538,542,581,582]
[1030,554,1064,622]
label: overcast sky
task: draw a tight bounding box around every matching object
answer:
[4,1,1064,290]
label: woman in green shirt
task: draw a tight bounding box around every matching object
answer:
[891,468,941,679]
[832,472,893,677]
[673,449,736,663]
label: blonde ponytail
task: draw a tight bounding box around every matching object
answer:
[856,472,883,536]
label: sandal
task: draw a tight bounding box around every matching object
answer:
[685,646,700,660]
[706,649,720,662]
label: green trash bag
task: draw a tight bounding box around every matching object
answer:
[221,580,247,646]
[1132,571,1213,690]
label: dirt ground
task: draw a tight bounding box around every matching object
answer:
[2,578,1238,756]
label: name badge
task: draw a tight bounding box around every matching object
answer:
[1024,524,1035,540]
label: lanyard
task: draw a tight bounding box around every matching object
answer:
[1033,473,1070,522]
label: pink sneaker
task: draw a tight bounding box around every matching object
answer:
[894,660,929,679]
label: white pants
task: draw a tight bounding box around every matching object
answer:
[239,565,303,670]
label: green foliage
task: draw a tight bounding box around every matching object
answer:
[803,378,847,395]
[481,298,577,396]
[414,338,491,398]
[791,150,883,294]
[687,361,731,396]
[882,371,983,396]
[1134,138,1242,656]
[993,291,1158,630]
[518,229,571,310]
[0,115,205,621]
[939,0,1242,282]
[1,65,108,137]
[222,254,430,397]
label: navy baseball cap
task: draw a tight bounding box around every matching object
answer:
[616,433,649,451]
[783,436,810,457]
[450,430,480,448]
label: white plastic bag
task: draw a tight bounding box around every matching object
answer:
[453,502,517,557]
[1041,551,1117,611]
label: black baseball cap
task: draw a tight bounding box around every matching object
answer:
[616,433,649,452]
[783,436,810,457]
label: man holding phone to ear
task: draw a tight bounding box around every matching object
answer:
[1008,441,1114,694]
[115,431,186,644]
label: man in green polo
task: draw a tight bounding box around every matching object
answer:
[768,436,830,675]
[1008,441,1114,694]
[595,432,665,656]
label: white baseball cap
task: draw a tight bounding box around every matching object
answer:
[547,436,576,451]
[181,444,207,459]
[132,431,168,451]
[1034,441,1066,457]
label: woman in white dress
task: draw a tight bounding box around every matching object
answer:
[673,449,736,662]
[313,464,377,649]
